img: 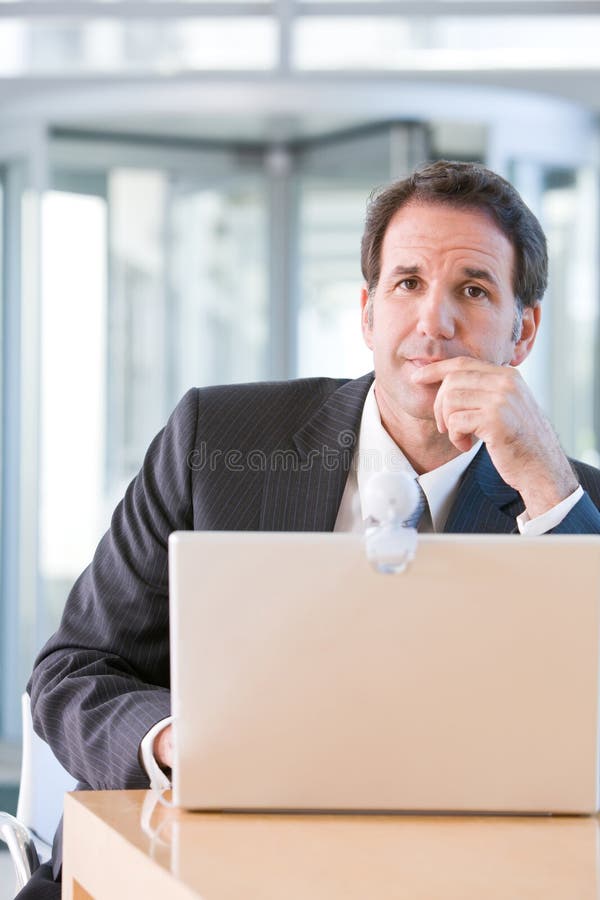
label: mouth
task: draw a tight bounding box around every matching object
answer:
[407,357,447,368]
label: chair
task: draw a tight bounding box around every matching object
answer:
[0,694,77,895]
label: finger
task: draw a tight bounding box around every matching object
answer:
[445,409,481,451]
[434,372,519,435]
[433,384,445,433]
[436,385,490,435]
[431,369,492,393]
[411,356,489,384]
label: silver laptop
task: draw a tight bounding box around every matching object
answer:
[168,531,600,814]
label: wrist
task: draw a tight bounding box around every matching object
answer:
[140,716,173,791]
[153,724,173,771]
[520,475,579,520]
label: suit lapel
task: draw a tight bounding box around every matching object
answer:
[260,374,373,531]
[444,445,524,534]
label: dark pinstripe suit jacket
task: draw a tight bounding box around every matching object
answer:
[28,372,600,879]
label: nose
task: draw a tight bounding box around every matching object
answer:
[416,284,456,340]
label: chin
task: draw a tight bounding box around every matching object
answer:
[393,394,436,422]
[377,373,435,420]
[409,404,437,422]
[401,385,437,416]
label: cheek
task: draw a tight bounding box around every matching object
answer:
[476,329,513,365]
[369,303,417,351]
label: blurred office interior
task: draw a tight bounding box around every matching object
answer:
[1,0,600,802]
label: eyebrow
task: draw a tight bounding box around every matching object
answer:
[463,267,499,287]
[386,265,421,279]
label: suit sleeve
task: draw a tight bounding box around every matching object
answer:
[28,388,199,790]
[550,491,600,534]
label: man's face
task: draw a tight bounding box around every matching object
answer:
[361,200,538,423]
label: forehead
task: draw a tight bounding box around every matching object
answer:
[380,200,515,280]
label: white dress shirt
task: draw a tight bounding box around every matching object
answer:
[141,381,583,784]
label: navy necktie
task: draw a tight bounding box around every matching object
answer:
[403,480,430,531]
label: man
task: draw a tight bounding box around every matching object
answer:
[19,160,600,897]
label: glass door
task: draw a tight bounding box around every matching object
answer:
[39,140,270,637]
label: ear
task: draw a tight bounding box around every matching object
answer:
[360,286,374,350]
[510,303,541,366]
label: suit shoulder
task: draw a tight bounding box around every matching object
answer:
[185,377,357,450]
[194,377,351,418]
[198,376,349,401]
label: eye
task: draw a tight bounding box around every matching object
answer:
[465,285,488,299]
[397,278,419,291]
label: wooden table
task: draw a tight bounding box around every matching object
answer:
[62,790,599,899]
